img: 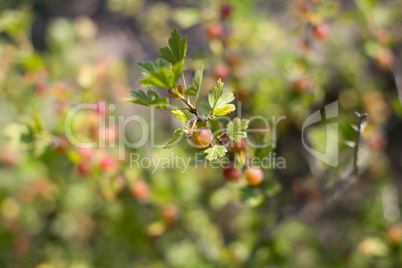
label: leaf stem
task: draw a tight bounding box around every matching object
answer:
[181,72,190,103]
[181,73,187,90]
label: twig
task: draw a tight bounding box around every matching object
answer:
[351,112,368,175]
[216,132,228,141]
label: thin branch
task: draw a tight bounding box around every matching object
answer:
[351,112,368,175]
[180,95,199,117]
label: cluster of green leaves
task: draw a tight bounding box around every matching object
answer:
[125,29,248,161]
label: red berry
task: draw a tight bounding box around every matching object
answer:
[228,139,247,153]
[376,29,392,45]
[312,23,329,40]
[244,167,264,186]
[375,49,393,69]
[292,76,312,92]
[220,3,233,19]
[0,146,19,167]
[161,204,179,224]
[130,179,149,201]
[77,161,91,176]
[205,23,224,39]
[388,224,402,244]
[99,154,115,171]
[190,127,213,149]
[222,162,242,181]
[34,81,47,95]
[77,148,92,160]
[368,134,385,151]
[213,63,230,80]
[96,101,108,117]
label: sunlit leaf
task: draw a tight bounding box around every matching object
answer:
[227,118,249,142]
[157,28,187,65]
[213,104,235,116]
[204,145,227,161]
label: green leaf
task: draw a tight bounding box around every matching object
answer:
[186,65,203,104]
[192,66,203,91]
[214,91,235,109]
[204,145,227,161]
[171,109,188,123]
[126,89,169,109]
[207,79,235,116]
[138,61,182,89]
[184,87,198,96]
[208,117,220,139]
[213,104,235,116]
[137,59,170,76]
[227,118,249,142]
[157,28,187,65]
[163,128,187,149]
[208,79,224,108]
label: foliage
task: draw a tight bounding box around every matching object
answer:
[0,0,401,267]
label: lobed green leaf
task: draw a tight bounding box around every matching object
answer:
[157,28,187,65]
[126,89,169,109]
[204,145,227,161]
[227,118,249,142]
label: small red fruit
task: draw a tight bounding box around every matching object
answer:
[77,161,91,176]
[213,63,230,80]
[368,134,385,151]
[244,167,264,186]
[312,23,329,40]
[292,76,312,92]
[0,146,19,167]
[34,81,47,95]
[99,154,115,171]
[375,49,393,69]
[220,3,233,20]
[222,162,242,181]
[130,179,149,201]
[96,101,108,117]
[387,224,402,244]
[228,139,247,153]
[205,23,224,39]
[190,127,213,149]
[77,148,92,160]
[161,204,179,225]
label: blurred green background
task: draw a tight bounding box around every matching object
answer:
[1,0,402,267]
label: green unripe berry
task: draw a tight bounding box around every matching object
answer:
[190,127,213,149]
